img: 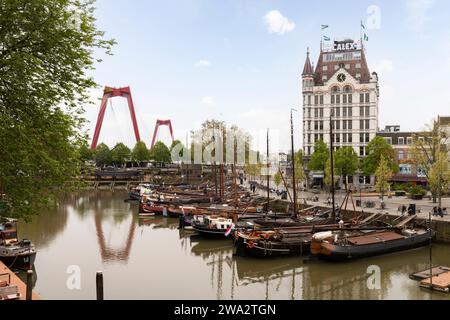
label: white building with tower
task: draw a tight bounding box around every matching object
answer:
[302,38,379,186]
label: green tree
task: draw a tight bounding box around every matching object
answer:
[0,0,114,219]
[274,172,282,189]
[308,140,329,172]
[412,119,449,204]
[428,152,450,208]
[361,137,397,175]
[131,141,151,166]
[111,143,131,166]
[375,156,393,201]
[150,142,172,164]
[94,143,112,166]
[335,147,359,190]
[79,142,94,162]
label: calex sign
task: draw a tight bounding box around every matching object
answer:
[334,40,358,51]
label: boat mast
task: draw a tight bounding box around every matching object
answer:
[266,129,270,216]
[330,114,336,219]
[290,109,298,217]
[186,132,190,186]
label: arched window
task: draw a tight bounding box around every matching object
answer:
[343,85,353,93]
[331,86,340,94]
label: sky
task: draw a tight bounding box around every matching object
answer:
[84,0,450,153]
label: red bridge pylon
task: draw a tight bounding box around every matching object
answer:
[151,120,174,148]
[91,86,141,150]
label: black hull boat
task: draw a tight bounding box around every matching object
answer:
[233,233,311,258]
[233,222,354,259]
[1,218,37,270]
[0,250,37,270]
[311,228,434,262]
[191,216,239,239]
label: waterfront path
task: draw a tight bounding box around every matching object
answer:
[0,261,40,300]
[245,181,450,222]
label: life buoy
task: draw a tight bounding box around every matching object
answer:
[247,240,255,249]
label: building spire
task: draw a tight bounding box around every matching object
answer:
[302,48,313,76]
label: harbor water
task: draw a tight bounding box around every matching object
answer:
[18,191,450,300]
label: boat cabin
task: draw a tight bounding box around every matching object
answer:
[204,217,233,230]
[0,223,18,246]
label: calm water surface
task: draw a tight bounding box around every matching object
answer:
[18,191,450,300]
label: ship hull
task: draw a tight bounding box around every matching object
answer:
[0,251,36,270]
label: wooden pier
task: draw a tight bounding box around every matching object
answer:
[410,266,450,293]
[0,261,40,300]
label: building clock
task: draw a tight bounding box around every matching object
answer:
[337,73,346,83]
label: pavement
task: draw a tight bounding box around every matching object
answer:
[244,180,450,222]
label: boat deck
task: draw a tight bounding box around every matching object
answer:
[347,232,405,245]
[0,261,40,300]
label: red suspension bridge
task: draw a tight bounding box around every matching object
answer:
[91,86,175,150]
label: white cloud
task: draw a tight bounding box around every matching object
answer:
[406,0,435,31]
[195,60,212,68]
[372,59,394,75]
[201,96,215,106]
[264,10,295,35]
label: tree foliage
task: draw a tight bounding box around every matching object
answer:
[111,143,130,165]
[428,152,450,207]
[78,141,94,162]
[150,142,172,163]
[335,147,359,189]
[375,156,393,201]
[308,140,329,172]
[411,119,449,204]
[0,0,114,219]
[361,137,397,175]
[131,141,150,164]
[274,172,282,188]
[94,143,112,166]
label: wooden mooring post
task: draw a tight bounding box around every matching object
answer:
[96,271,104,300]
[26,269,33,300]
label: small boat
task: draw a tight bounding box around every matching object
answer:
[139,202,167,215]
[192,216,237,239]
[310,225,434,261]
[138,212,156,218]
[0,218,36,270]
[233,227,312,258]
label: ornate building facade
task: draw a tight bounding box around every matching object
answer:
[302,39,379,185]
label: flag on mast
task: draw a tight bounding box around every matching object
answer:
[323,36,330,41]
[321,24,329,30]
